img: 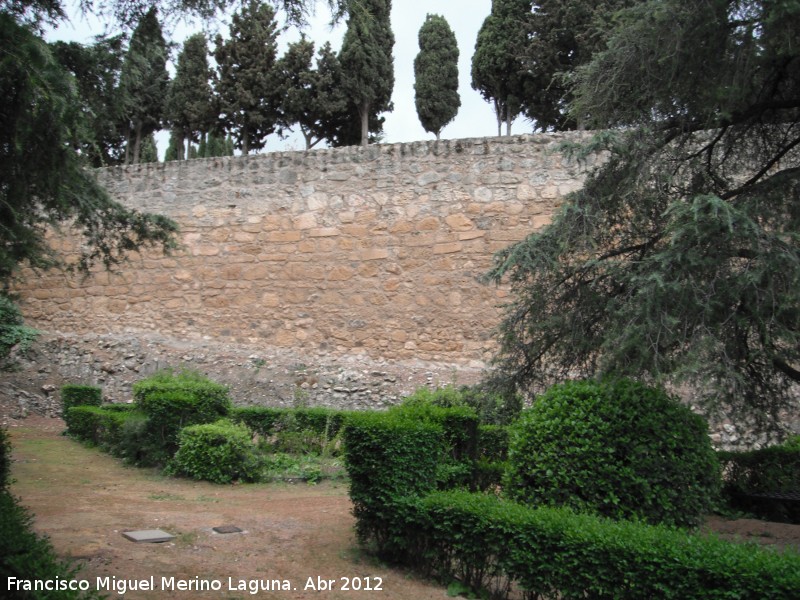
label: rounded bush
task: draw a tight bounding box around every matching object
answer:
[505,378,720,527]
[167,420,258,484]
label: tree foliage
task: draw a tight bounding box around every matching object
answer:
[471,0,532,136]
[523,0,637,131]
[339,0,394,146]
[0,12,177,287]
[118,7,169,164]
[50,33,127,166]
[413,13,460,140]
[165,32,214,160]
[488,0,800,433]
[213,0,281,154]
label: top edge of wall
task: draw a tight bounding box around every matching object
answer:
[95,132,595,176]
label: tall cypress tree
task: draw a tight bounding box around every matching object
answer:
[414,14,460,140]
[339,0,394,146]
[471,0,532,136]
[214,0,281,154]
[165,33,214,160]
[118,7,169,164]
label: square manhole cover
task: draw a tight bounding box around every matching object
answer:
[122,529,175,543]
[212,525,243,534]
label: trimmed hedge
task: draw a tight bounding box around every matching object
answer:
[399,490,800,600]
[506,378,720,527]
[167,420,258,484]
[60,384,102,416]
[64,406,106,444]
[342,411,442,557]
[718,443,800,523]
[231,406,350,438]
[133,370,232,459]
[64,405,159,466]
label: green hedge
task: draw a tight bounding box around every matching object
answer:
[60,384,102,416]
[505,378,720,527]
[718,444,800,523]
[477,424,509,462]
[133,370,231,459]
[342,411,442,558]
[231,406,350,438]
[64,406,106,443]
[167,420,258,484]
[401,490,800,600]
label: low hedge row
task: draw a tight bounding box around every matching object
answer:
[342,407,800,599]
[400,490,800,600]
[64,405,155,463]
[231,406,350,438]
[342,411,442,554]
[61,384,102,416]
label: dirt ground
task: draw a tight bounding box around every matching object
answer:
[6,417,800,600]
[7,417,447,599]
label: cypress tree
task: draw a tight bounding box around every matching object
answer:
[471,0,532,135]
[118,7,169,164]
[413,14,460,140]
[339,0,394,146]
[165,33,214,160]
[214,0,282,154]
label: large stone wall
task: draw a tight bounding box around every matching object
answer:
[15,133,595,366]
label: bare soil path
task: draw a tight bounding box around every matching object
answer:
[8,417,447,600]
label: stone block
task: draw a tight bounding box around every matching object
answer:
[444,214,474,231]
[309,227,340,237]
[433,242,463,255]
[416,216,440,231]
[265,230,301,243]
[360,248,389,261]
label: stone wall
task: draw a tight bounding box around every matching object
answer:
[15,133,595,365]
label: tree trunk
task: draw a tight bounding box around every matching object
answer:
[132,121,143,165]
[359,101,369,147]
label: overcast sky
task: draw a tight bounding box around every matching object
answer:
[48,0,528,154]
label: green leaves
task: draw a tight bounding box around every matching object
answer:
[339,0,394,146]
[414,14,460,139]
[505,379,721,527]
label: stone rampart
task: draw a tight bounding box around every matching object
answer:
[15,133,596,365]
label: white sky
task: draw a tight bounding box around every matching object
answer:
[47,1,528,155]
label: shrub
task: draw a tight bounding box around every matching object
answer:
[477,424,509,462]
[718,441,800,523]
[231,406,285,436]
[231,406,351,456]
[0,294,37,364]
[342,411,442,558]
[134,369,231,458]
[390,401,479,489]
[400,382,522,426]
[505,378,721,527]
[167,420,259,484]
[65,406,106,443]
[402,490,800,600]
[61,384,102,416]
